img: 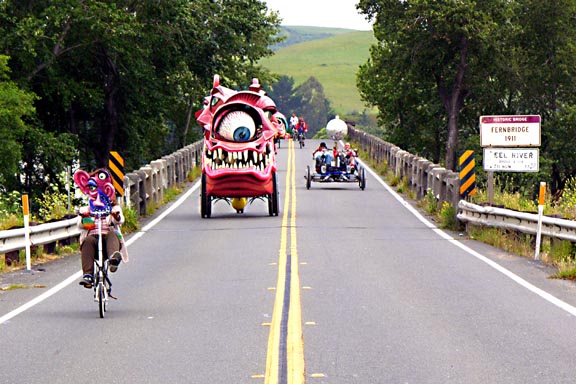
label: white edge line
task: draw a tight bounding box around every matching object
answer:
[357,158,576,317]
[0,180,202,325]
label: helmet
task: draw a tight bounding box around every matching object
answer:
[344,143,351,150]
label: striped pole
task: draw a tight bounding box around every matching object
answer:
[534,182,546,260]
[22,194,31,271]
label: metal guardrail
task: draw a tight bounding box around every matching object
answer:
[0,218,80,254]
[457,200,576,242]
[0,140,203,256]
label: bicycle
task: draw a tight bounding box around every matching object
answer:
[91,212,116,318]
[297,131,306,148]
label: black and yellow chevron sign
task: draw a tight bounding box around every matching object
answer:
[108,151,125,197]
[459,150,476,199]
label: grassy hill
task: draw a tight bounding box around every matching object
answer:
[261,28,376,115]
[272,26,361,50]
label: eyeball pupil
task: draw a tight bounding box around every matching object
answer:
[234,127,251,142]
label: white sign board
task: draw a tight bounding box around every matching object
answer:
[483,148,539,172]
[480,115,541,147]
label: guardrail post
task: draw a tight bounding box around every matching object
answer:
[151,159,167,203]
[416,159,431,199]
[135,169,148,215]
[125,172,140,211]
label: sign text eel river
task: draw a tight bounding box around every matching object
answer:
[483,148,539,172]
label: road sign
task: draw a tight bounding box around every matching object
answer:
[483,148,539,172]
[459,150,476,198]
[108,151,125,196]
[480,115,541,147]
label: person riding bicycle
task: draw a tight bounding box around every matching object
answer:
[296,117,307,146]
[297,117,308,135]
[74,168,127,288]
[289,112,299,133]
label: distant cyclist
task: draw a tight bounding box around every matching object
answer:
[296,117,307,146]
[289,112,299,132]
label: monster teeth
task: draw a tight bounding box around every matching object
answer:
[205,149,269,171]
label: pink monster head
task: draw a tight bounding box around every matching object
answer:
[73,168,116,215]
[196,75,283,197]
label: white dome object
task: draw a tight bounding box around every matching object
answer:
[325,115,348,139]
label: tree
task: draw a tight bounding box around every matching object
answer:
[506,0,576,194]
[357,0,513,170]
[266,75,299,115]
[0,55,35,190]
[292,77,332,136]
[0,0,282,174]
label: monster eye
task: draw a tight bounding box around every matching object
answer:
[217,111,256,142]
[97,171,109,180]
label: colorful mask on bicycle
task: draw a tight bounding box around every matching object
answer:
[195,75,283,196]
[73,168,116,216]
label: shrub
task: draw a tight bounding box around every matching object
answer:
[121,207,140,234]
[0,190,23,221]
[421,189,438,215]
[439,201,459,230]
[37,183,70,221]
[557,177,576,219]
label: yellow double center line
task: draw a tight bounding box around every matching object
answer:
[265,139,305,383]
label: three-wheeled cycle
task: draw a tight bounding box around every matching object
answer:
[305,151,366,190]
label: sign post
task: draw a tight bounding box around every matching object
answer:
[22,194,32,271]
[534,182,546,260]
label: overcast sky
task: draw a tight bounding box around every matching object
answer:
[264,0,373,31]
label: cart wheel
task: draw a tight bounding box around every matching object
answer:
[306,166,311,190]
[359,168,366,190]
[201,173,212,218]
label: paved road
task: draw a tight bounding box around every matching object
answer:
[2,139,576,383]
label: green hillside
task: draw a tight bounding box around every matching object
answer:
[272,26,361,49]
[260,30,376,114]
